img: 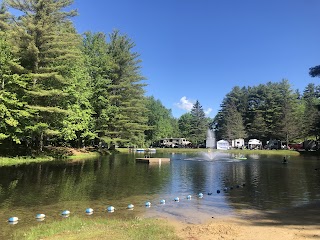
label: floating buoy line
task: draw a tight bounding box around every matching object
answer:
[6,183,246,224]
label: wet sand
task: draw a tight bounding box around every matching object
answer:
[164,201,320,240]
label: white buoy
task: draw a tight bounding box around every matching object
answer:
[187,195,192,200]
[160,199,166,204]
[127,204,134,210]
[85,208,93,215]
[61,210,70,216]
[8,217,19,223]
[198,193,204,198]
[145,201,151,207]
[35,213,46,219]
[174,197,180,202]
[107,206,115,212]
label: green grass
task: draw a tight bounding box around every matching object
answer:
[0,156,55,166]
[0,152,100,167]
[12,216,180,240]
[66,152,100,160]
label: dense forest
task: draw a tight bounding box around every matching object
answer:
[0,0,319,156]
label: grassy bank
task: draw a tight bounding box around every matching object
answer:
[0,150,101,167]
[117,147,300,156]
[12,216,179,240]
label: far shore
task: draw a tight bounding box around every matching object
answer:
[0,147,301,167]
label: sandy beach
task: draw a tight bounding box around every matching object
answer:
[167,202,320,240]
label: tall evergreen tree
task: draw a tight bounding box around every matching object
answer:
[82,32,113,145]
[105,30,149,148]
[277,79,300,145]
[221,102,246,141]
[302,83,320,139]
[2,0,84,151]
[190,100,207,146]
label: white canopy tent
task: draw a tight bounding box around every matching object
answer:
[248,139,262,149]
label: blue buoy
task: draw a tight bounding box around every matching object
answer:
[198,193,204,198]
[160,199,166,204]
[8,217,19,223]
[127,204,134,210]
[107,206,115,212]
[85,208,94,215]
[217,190,221,194]
[187,195,192,200]
[35,213,46,219]
[145,201,151,207]
[174,197,180,202]
[61,210,70,216]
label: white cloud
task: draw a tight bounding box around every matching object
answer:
[175,96,194,111]
[204,108,212,116]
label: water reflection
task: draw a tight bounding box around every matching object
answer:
[0,152,319,238]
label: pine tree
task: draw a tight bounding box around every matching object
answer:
[222,102,247,141]
[82,32,113,145]
[3,0,82,151]
[190,100,207,146]
[104,30,149,148]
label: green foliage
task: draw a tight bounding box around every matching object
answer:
[309,65,320,78]
[189,100,208,146]
[103,30,149,147]
[0,34,29,145]
[145,96,178,145]
[215,80,311,145]
[221,102,246,140]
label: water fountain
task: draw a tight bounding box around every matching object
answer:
[206,128,216,149]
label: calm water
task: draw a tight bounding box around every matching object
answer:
[0,151,320,238]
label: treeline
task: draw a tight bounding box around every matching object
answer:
[0,1,319,156]
[214,80,320,145]
[0,0,210,155]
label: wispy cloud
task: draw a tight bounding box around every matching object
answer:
[204,108,212,116]
[175,96,213,116]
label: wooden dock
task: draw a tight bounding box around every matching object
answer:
[135,157,170,164]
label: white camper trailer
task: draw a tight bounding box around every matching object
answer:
[232,138,245,149]
[216,140,230,150]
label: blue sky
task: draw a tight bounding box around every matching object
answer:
[70,0,320,118]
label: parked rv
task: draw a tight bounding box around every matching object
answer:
[232,138,245,149]
[153,138,191,148]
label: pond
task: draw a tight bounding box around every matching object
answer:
[0,151,320,238]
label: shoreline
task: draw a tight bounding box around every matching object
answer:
[0,147,300,167]
[169,201,320,240]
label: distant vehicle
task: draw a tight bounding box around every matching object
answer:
[232,138,245,149]
[265,139,282,150]
[217,140,230,150]
[288,143,303,150]
[153,138,191,148]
